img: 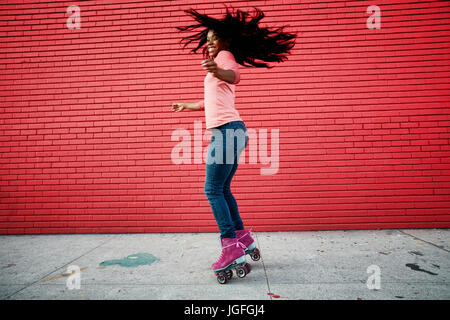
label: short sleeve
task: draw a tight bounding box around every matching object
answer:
[215,50,240,84]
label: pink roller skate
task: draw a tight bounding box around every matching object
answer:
[212,237,251,284]
[235,229,261,262]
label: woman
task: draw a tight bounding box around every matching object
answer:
[172,6,296,281]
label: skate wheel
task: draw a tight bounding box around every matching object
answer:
[236,266,247,278]
[226,270,233,280]
[245,263,251,274]
[251,248,260,261]
[217,273,228,284]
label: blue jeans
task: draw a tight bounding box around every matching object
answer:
[204,121,249,239]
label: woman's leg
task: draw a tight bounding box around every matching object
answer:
[204,160,236,239]
[223,121,248,231]
[204,121,248,240]
[204,128,236,239]
[223,159,244,231]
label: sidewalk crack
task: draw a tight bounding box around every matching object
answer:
[398,230,450,254]
[254,232,272,300]
[4,234,120,300]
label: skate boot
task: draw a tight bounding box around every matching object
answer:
[235,229,261,262]
[212,237,251,284]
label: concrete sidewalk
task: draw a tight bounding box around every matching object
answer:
[0,229,449,300]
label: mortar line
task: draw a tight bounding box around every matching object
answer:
[5,234,120,300]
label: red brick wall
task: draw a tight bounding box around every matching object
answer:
[1,0,450,234]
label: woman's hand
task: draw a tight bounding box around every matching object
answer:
[201,59,218,74]
[171,102,201,112]
[172,102,186,112]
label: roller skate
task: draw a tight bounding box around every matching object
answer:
[235,229,261,262]
[212,237,251,285]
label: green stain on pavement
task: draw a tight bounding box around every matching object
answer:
[100,253,160,268]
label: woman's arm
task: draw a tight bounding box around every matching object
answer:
[172,101,201,112]
[213,68,235,84]
[201,59,235,84]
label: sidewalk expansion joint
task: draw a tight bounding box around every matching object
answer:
[254,233,273,300]
[4,234,120,300]
[398,230,450,254]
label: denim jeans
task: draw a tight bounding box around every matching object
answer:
[204,121,249,239]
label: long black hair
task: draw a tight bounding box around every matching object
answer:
[176,5,296,68]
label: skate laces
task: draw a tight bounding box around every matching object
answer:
[236,228,253,241]
[216,241,244,263]
[237,241,246,250]
[222,241,245,250]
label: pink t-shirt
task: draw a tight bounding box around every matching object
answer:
[198,50,242,129]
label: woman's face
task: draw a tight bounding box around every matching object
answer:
[206,29,230,58]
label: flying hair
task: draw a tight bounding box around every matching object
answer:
[176,5,297,68]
